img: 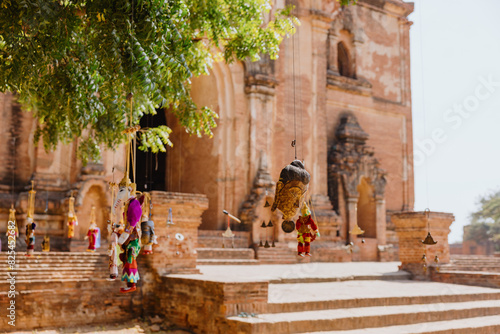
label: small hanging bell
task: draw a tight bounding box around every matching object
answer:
[267,221,273,227]
[264,240,270,248]
[260,221,267,247]
[264,188,271,207]
[361,238,365,244]
[422,232,437,245]
[271,240,275,247]
[349,225,365,235]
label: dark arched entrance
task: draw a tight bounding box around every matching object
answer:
[132,109,167,192]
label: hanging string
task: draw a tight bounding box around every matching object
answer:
[11,137,16,207]
[291,25,298,160]
[145,115,149,189]
[296,25,304,161]
[178,132,182,192]
[133,132,137,185]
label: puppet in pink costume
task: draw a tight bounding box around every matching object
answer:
[113,176,142,293]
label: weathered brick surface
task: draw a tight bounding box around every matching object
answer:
[392,211,454,279]
[0,253,147,332]
[143,191,209,275]
[148,276,269,334]
[431,269,500,289]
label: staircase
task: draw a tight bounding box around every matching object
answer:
[197,230,251,248]
[0,251,109,284]
[0,251,139,330]
[226,279,500,333]
[430,255,500,290]
[441,255,500,272]
[197,248,259,265]
[255,243,301,264]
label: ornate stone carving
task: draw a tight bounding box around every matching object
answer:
[239,151,275,225]
[244,55,278,94]
[328,113,387,210]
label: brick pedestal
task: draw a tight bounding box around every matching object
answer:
[147,191,209,275]
[392,211,454,279]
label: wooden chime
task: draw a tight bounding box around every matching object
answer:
[42,235,50,252]
[166,207,174,239]
[25,181,36,257]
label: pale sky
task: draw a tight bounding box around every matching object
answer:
[409,0,500,243]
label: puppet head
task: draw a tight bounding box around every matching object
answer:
[301,203,311,217]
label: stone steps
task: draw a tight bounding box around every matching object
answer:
[197,259,260,265]
[299,315,500,334]
[228,299,500,333]
[432,269,500,289]
[196,247,255,260]
[198,230,251,248]
[0,251,110,287]
[227,280,500,333]
[256,245,299,264]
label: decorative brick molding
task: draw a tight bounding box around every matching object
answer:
[392,211,454,279]
[146,191,209,275]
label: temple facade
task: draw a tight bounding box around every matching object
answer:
[0,0,414,261]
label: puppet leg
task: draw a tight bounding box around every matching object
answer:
[304,234,312,256]
[297,234,305,256]
[120,282,136,293]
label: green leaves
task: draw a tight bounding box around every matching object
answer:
[138,125,173,153]
[0,0,355,163]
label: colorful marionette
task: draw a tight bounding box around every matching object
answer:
[107,182,122,280]
[6,205,19,243]
[108,222,123,280]
[296,203,319,257]
[113,175,142,293]
[84,206,101,252]
[140,192,156,255]
[67,195,78,239]
[25,181,36,257]
[42,235,50,252]
[271,160,311,233]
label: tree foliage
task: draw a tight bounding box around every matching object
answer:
[0,0,354,163]
[465,190,500,251]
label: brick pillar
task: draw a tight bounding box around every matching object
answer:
[148,191,209,275]
[375,198,387,245]
[346,197,358,243]
[392,211,454,279]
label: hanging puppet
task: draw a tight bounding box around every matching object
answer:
[107,182,121,280]
[271,160,311,233]
[67,194,78,239]
[6,205,19,244]
[108,219,122,280]
[140,192,156,255]
[113,175,142,293]
[84,206,101,252]
[25,181,36,257]
[42,235,50,252]
[296,203,319,256]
